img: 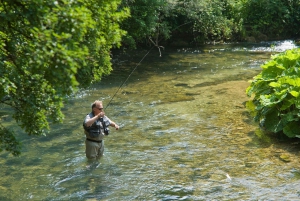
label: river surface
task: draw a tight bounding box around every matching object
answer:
[1,40,300,200]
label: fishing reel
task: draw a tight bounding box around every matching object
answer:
[103,127,110,135]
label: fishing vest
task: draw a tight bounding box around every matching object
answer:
[83,113,110,138]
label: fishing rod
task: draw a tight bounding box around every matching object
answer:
[104,46,155,110]
[104,21,193,109]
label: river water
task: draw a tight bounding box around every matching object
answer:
[1,40,300,200]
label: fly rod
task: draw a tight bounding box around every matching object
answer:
[105,46,155,109]
[104,21,192,109]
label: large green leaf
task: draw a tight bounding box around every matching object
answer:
[264,109,282,133]
[261,61,285,80]
[279,77,300,87]
[290,90,300,97]
[283,122,300,138]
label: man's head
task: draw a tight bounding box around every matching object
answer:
[92,100,104,115]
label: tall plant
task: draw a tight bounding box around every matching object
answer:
[246,48,300,138]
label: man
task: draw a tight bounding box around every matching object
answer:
[83,100,119,159]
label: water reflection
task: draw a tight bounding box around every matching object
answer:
[1,41,300,200]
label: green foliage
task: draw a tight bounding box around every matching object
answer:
[177,0,243,42]
[119,0,300,47]
[1,0,299,156]
[241,0,300,38]
[0,0,129,155]
[120,0,174,48]
[119,0,246,47]
[0,124,21,156]
[246,48,300,138]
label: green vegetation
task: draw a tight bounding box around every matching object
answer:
[241,0,300,40]
[120,0,173,49]
[175,0,243,43]
[120,0,300,48]
[0,0,129,155]
[246,48,300,138]
[1,0,300,156]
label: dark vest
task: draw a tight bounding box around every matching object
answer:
[83,113,110,138]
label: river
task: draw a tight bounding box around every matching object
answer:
[1,40,300,200]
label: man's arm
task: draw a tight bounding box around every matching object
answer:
[85,112,104,127]
[110,121,119,130]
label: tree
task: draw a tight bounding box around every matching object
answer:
[120,0,244,47]
[120,0,176,49]
[176,0,243,43]
[240,0,300,39]
[0,0,129,156]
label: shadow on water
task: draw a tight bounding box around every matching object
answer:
[1,40,300,200]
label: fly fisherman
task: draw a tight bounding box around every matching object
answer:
[83,100,119,159]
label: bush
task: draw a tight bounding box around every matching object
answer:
[246,48,300,138]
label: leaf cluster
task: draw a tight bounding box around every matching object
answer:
[246,48,300,138]
[120,0,173,48]
[119,0,248,47]
[240,0,300,38]
[0,0,129,155]
[177,0,243,42]
[120,0,300,47]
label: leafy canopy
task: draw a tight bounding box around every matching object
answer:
[120,0,174,49]
[246,48,300,138]
[177,0,243,42]
[0,0,129,156]
[120,0,246,48]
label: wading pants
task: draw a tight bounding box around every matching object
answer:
[85,140,104,159]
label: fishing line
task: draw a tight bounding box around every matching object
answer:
[105,21,193,109]
[105,46,155,109]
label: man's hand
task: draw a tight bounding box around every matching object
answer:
[97,111,105,118]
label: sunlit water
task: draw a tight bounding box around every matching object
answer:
[1,40,300,201]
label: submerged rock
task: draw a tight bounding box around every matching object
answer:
[279,154,291,162]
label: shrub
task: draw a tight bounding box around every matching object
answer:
[246,48,300,138]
